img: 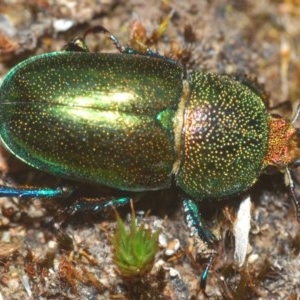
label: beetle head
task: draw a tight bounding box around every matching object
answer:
[264,104,300,222]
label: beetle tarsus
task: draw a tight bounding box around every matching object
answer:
[289,187,300,222]
[82,25,177,63]
[68,196,131,215]
[0,185,73,198]
[183,199,217,290]
[285,168,300,222]
[83,25,127,53]
[291,102,300,125]
[200,254,214,292]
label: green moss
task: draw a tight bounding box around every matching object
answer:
[111,207,160,279]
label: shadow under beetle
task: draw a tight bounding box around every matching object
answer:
[1,25,300,291]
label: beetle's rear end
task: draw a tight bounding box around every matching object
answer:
[0,52,183,191]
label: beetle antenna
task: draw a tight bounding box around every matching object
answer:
[285,168,300,222]
[291,102,300,125]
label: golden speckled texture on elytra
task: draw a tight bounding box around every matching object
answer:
[0,52,183,191]
[176,71,270,199]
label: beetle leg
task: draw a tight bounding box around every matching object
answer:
[81,25,177,63]
[182,199,218,290]
[291,102,300,125]
[0,185,73,198]
[67,197,131,215]
[285,168,300,222]
[183,199,217,244]
[83,25,127,54]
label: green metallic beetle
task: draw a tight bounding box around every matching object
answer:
[0,26,300,289]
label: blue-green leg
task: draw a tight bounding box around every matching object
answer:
[0,185,73,198]
[183,199,217,290]
[0,183,131,230]
[68,197,131,215]
[0,183,131,214]
[82,25,177,64]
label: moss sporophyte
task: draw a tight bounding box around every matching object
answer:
[0,26,300,291]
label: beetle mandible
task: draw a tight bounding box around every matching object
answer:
[0,26,300,290]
